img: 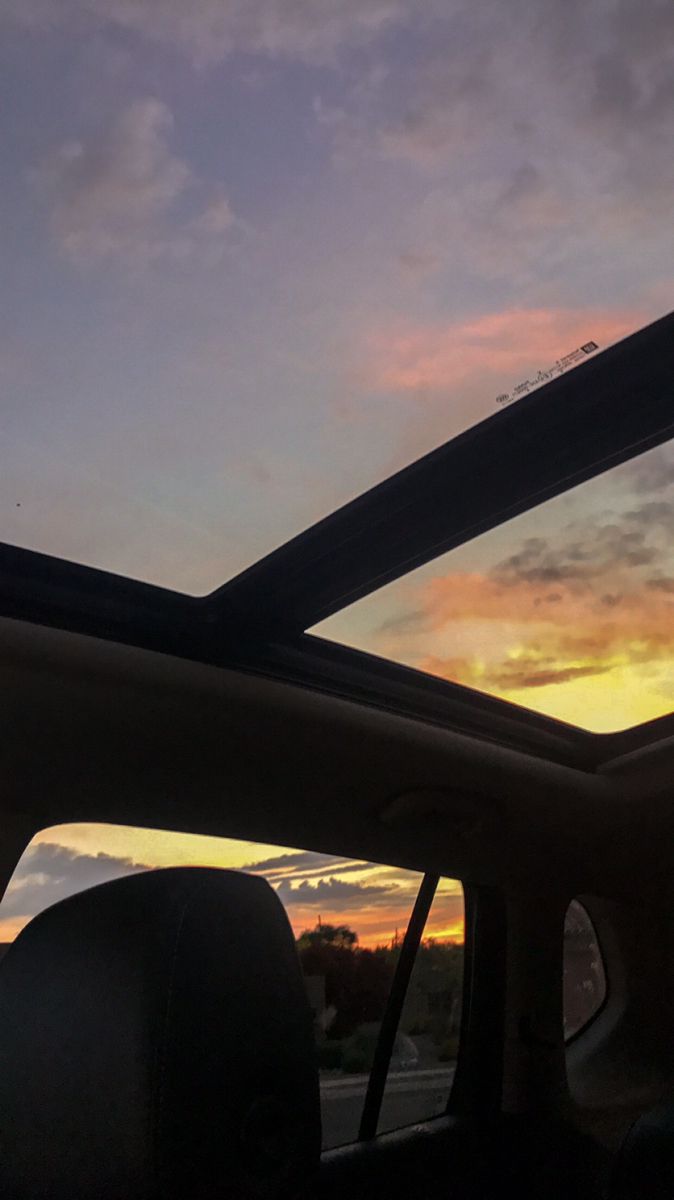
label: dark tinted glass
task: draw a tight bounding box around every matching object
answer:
[563,899,606,1040]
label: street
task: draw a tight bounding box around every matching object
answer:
[320,1066,455,1149]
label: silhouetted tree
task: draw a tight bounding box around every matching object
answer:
[296,923,358,950]
[297,923,393,1037]
[296,924,464,1044]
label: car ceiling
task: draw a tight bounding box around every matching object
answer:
[4,611,674,901]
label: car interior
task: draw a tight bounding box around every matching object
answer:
[3,3,674,1192]
[2,311,674,1198]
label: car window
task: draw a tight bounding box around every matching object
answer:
[563,898,607,1041]
[0,822,464,1149]
[377,880,464,1135]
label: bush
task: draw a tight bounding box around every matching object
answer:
[342,1026,378,1073]
[404,1020,428,1037]
[437,1034,460,1062]
[318,1041,344,1071]
[342,1045,371,1074]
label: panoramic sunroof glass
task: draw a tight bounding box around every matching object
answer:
[313,439,674,733]
[1,6,672,594]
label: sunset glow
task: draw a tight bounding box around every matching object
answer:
[316,440,674,732]
[0,824,464,949]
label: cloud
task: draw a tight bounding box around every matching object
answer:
[0,841,406,949]
[363,307,638,399]
[38,98,238,265]
[626,445,674,496]
[281,862,379,883]
[491,660,609,690]
[490,510,674,589]
[3,0,412,64]
[242,851,383,886]
[585,10,674,166]
[0,839,461,952]
[276,875,463,945]
[379,1,674,176]
[191,194,235,236]
[429,505,674,613]
[7,0,674,286]
[647,578,674,595]
[276,876,397,910]
[0,842,150,921]
[311,0,674,283]
[241,851,378,882]
[377,608,427,635]
[361,477,674,709]
[422,651,612,693]
[400,167,579,280]
[0,843,396,946]
[241,849,339,874]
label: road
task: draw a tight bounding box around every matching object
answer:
[320,1065,455,1149]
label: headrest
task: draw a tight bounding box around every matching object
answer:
[0,867,320,1199]
[610,1096,674,1199]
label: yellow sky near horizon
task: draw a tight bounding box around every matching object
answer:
[316,439,674,734]
[496,662,674,732]
[0,822,464,949]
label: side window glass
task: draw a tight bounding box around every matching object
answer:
[297,874,464,1148]
[377,880,464,1135]
[299,919,400,1147]
[0,824,464,1150]
[563,898,607,1040]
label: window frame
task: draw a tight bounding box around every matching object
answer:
[357,873,440,1140]
[0,821,469,1148]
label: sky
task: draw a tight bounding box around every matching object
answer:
[0,823,463,947]
[317,440,674,732]
[0,5,672,733]
[0,1,672,598]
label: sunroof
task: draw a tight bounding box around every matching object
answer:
[1,7,672,594]
[313,439,674,733]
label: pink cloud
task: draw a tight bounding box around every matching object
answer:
[364,307,641,396]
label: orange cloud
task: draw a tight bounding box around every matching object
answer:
[409,561,674,727]
[327,470,674,731]
[364,306,640,395]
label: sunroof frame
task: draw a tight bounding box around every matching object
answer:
[1,310,673,769]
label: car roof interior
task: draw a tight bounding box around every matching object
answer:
[3,311,674,1198]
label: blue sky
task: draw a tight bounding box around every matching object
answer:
[1,0,672,596]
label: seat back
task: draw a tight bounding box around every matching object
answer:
[610,1097,674,1199]
[0,866,320,1199]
